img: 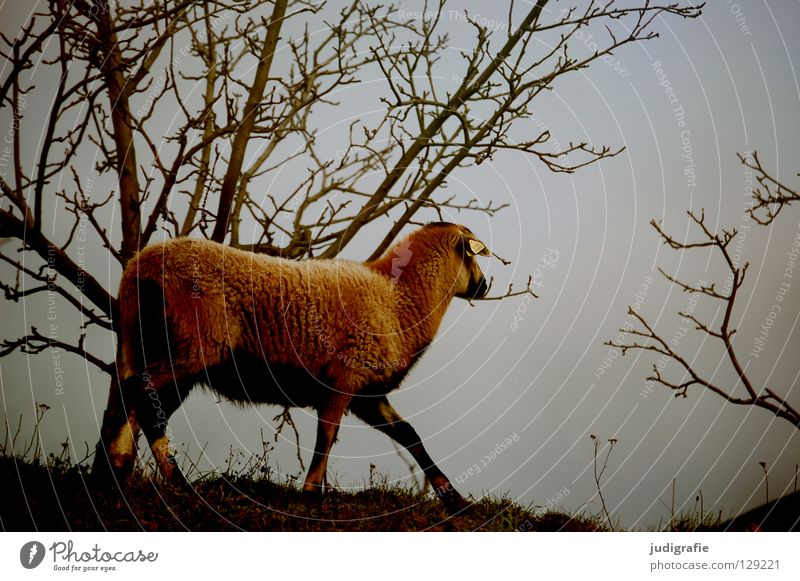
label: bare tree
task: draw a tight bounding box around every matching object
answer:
[608,152,800,429]
[0,1,702,466]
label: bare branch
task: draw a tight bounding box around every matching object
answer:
[472,275,538,303]
[0,326,112,375]
[739,151,800,225]
[609,203,799,429]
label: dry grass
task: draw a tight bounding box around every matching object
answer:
[0,455,605,532]
[0,407,606,532]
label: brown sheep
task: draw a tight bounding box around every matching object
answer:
[94,222,491,512]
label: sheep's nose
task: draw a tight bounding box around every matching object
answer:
[472,276,489,299]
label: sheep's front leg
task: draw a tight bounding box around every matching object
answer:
[303,395,351,494]
[350,395,470,514]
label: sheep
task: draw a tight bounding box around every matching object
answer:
[94,222,491,513]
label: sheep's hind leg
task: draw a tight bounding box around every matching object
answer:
[303,394,352,494]
[350,395,470,514]
[134,370,189,487]
[94,375,141,484]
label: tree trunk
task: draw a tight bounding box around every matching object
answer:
[95,0,142,264]
[211,0,288,243]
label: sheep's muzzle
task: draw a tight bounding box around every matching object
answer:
[467,275,489,299]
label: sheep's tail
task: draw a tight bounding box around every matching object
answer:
[117,268,170,378]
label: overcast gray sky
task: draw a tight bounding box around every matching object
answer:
[1,0,799,529]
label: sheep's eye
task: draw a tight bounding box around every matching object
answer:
[466,239,490,257]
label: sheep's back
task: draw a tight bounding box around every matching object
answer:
[124,238,406,387]
[245,253,406,384]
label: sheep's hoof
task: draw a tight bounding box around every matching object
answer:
[90,455,132,490]
[167,469,190,490]
[170,476,193,494]
[442,493,472,516]
[301,487,325,512]
[90,469,126,491]
[154,474,192,495]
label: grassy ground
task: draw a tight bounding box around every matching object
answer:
[2,408,792,531]
[0,455,606,532]
[4,454,798,531]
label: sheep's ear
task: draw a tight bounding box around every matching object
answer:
[466,238,491,257]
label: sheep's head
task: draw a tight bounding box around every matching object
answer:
[425,222,491,300]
